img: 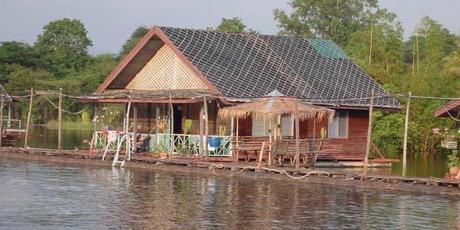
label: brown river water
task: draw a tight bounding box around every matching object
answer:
[0,158,459,229]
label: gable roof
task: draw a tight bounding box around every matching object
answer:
[434,99,460,118]
[98,26,401,109]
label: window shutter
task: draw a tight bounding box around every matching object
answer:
[281,115,292,137]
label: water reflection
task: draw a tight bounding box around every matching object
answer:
[0,159,458,229]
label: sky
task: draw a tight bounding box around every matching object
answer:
[0,0,459,54]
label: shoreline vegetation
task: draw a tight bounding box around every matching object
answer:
[44,120,93,131]
[1,147,459,197]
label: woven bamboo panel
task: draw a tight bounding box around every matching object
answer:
[126,45,208,90]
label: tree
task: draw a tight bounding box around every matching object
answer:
[274,0,390,46]
[77,54,118,93]
[35,18,93,77]
[0,41,39,83]
[217,17,246,33]
[346,12,404,85]
[119,26,149,58]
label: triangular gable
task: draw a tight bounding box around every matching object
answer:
[96,27,219,94]
[125,45,208,90]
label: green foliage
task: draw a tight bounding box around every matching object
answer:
[119,26,149,58]
[274,0,387,46]
[96,105,124,129]
[371,111,404,158]
[0,41,40,83]
[4,65,54,93]
[447,151,460,168]
[346,16,404,84]
[217,17,246,33]
[35,18,93,77]
[75,54,118,93]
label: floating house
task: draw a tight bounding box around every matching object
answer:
[434,99,460,119]
[92,26,401,161]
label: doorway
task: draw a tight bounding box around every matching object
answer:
[173,105,182,134]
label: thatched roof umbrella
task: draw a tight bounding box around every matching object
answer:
[218,90,335,169]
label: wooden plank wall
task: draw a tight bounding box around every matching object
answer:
[235,110,369,161]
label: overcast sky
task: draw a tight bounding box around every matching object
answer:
[1,0,459,54]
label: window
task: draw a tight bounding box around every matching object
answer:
[328,111,348,138]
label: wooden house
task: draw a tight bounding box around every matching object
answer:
[93,26,401,161]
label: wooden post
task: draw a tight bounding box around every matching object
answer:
[203,97,209,160]
[294,100,300,170]
[199,105,204,155]
[235,117,239,162]
[0,90,4,147]
[24,88,34,148]
[7,103,11,128]
[257,142,266,170]
[402,92,412,177]
[58,88,63,151]
[89,105,97,155]
[168,92,173,156]
[132,104,137,152]
[364,89,375,169]
[268,120,272,165]
[125,101,132,160]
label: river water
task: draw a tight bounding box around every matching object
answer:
[0,158,458,229]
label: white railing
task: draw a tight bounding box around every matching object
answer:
[93,131,232,157]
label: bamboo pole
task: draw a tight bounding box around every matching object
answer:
[235,117,239,162]
[132,104,137,152]
[368,21,374,67]
[294,100,300,170]
[24,88,34,148]
[203,96,209,161]
[58,88,63,151]
[199,105,204,155]
[402,92,412,177]
[169,94,173,156]
[364,89,375,169]
[7,103,11,128]
[125,101,132,160]
[257,142,266,170]
[0,90,4,147]
[89,105,97,155]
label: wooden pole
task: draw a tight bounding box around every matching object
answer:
[368,21,373,67]
[203,96,209,160]
[294,100,300,170]
[364,89,375,169]
[169,95,173,156]
[132,104,137,152]
[58,88,63,151]
[235,117,239,162]
[402,92,412,177]
[0,90,4,147]
[125,101,132,160]
[7,102,11,128]
[199,105,204,155]
[89,104,97,155]
[257,142,266,170]
[24,88,34,148]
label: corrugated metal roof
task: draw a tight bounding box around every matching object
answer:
[160,27,401,109]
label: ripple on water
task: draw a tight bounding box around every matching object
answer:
[0,158,459,229]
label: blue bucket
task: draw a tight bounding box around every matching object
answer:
[208,137,221,148]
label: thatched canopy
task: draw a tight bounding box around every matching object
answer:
[218,90,335,121]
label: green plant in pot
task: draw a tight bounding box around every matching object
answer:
[183,119,193,134]
[182,119,193,154]
[447,150,460,175]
